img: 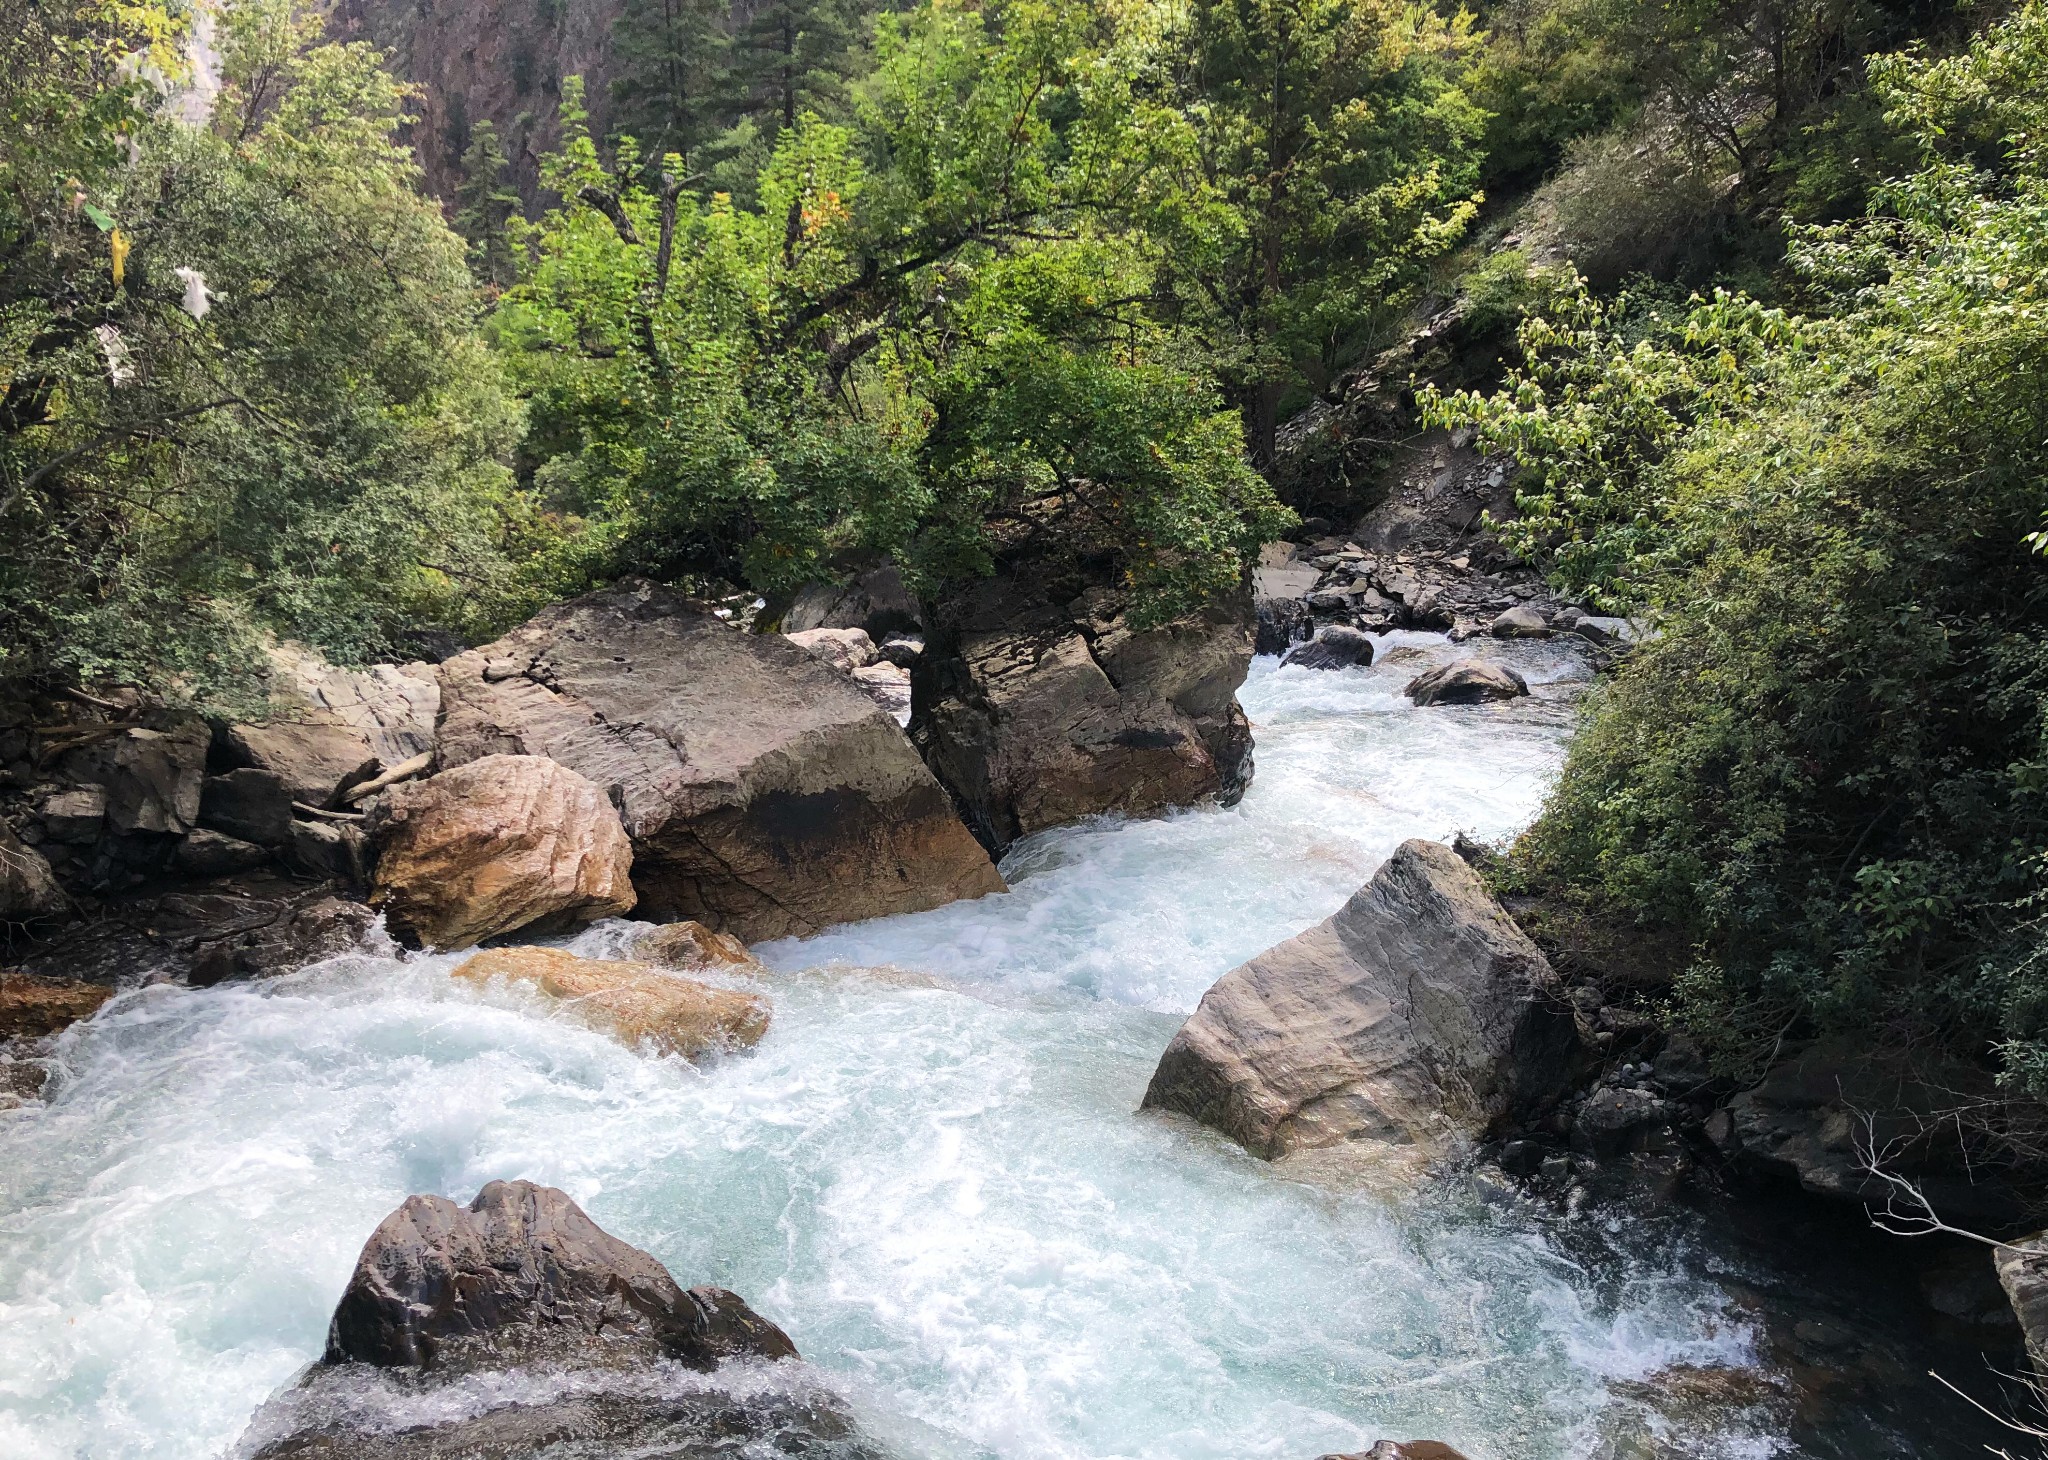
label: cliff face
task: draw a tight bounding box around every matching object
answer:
[328,0,624,205]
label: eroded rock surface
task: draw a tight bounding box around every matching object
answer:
[629,920,758,972]
[452,946,769,1059]
[436,581,1002,941]
[914,575,1255,858]
[369,754,637,949]
[1143,840,1574,1164]
[0,972,113,1039]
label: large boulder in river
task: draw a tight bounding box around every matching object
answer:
[368,754,637,949]
[452,946,769,1059]
[1143,840,1575,1165]
[913,574,1256,858]
[235,1181,864,1460]
[1282,625,1375,671]
[1405,661,1528,706]
[324,1180,795,1370]
[436,580,1003,941]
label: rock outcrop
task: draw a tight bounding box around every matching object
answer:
[369,754,637,949]
[1997,1235,2048,1373]
[1404,661,1529,706]
[452,946,769,1058]
[1724,1042,2033,1224]
[436,581,1003,941]
[1143,840,1574,1164]
[914,574,1256,859]
[236,1180,861,1460]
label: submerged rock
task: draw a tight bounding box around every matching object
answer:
[1404,661,1529,706]
[236,1181,861,1460]
[451,946,769,1059]
[629,920,758,972]
[1320,1445,1474,1460]
[1282,625,1375,671]
[1143,840,1574,1165]
[437,581,1002,941]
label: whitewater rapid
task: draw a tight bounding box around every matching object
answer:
[0,636,1771,1460]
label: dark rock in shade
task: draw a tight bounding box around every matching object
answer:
[222,720,381,807]
[1404,661,1529,706]
[780,560,921,640]
[436,580,1002,941]
[1143,840,1575,1166]
[1255,595,1314,656]
[187,894,379,987]
[1995,1236,2048,1370]
[914,573,1256,859]
[0,823,66,922]
[174,828,271,878]
[1282,626,1375,671]
[287,819,369,888]
[36,785,106,844]
[324,1180,796,1372]
[60,713,208,836]
[199,769,296,847]
[1572,1085,1676,1159]
[1727,1041,2037,1225]
[1321,1445,1473,1460]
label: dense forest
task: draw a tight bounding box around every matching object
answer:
[8,0,2048,1117]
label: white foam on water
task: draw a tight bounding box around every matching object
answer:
[0,640,1776,1460]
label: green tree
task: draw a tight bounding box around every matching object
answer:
[0,0,525,704]
[607,0,729,170]
[1436,0,2048,1087]
[1153,0,1489,468]
[453,118,521,287]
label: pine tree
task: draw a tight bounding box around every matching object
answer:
[452,119,520,287]
[608,0,730,170]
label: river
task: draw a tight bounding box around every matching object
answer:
[0,636,1962,1459]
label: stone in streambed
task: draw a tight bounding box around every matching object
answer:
[236,1181,854,1460]
[1321,1445,1474,1460]
[1488,604,1550,638]
[628,920,758,973]
[1404,661,1529,706]
[1282,625,1375,671]
[369,754,637,950]
[452,946,768,1059]
[324,1179,795,1370]
[0,971,112,1040]
[437,580,1003,941]
[1143,840,1574,1167]
[785,626,880,672]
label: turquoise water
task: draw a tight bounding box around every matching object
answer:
[0,639,1776,1460]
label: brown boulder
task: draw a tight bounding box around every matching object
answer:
[1144,840,1574,1166]
[369,755,637,949]
[915,576,1256,858]
[436,581,1003,941]
[629,920,758,972]
[451,946,768,1058]
[0,972,113,1039]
